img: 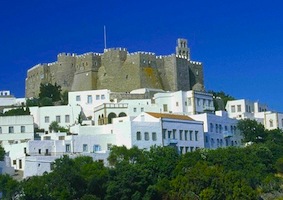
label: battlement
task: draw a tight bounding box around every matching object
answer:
[189,60,202,65]
[47,62,57,66]
[104,48,127,52]
[176,54,189,59]
[77,52,102,58]
[57,52,77,57]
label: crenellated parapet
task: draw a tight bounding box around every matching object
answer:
[25,38,204,98]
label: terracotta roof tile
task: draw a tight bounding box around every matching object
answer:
[146,112,194,121]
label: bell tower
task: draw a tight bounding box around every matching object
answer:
[176,38,190,59]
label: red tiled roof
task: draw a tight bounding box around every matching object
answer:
[146,112,195,121]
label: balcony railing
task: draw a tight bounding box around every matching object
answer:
[223,131,233,138]
[163,138,178,145]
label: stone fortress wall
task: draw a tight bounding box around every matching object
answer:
[25,38,204,98]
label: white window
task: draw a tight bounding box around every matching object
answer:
[107,143,112,150]
[56,116,61,123]
[96,95,100,100]
[21,126,25,133]
[237,105,241,112]
[152,132,157,141]
[101,94,105,100]
[210,123,214,132]
[163,104,168,112]
[76,95,81,101]
[0,127,2,134]
[136,131,141,140]
[179,130,183,140]
[231,105,235,113]
[168,131,172,139]
[189,131,193,141]
[45,116,50,123]
[133,108,137,112]
[83,144,88,152]
[141,107,144,112]
[176,102,179,107]
[162,129,166,139]
[195,131,198,141]
[9,126,14,133]
[144,132,149,141]
[185,130,188,140]
[87,95,92,104]
[173,129,176,139]
[65,115,70,123]
[66,144,71,152]
[94,145,101,152]
[270,120,273,127]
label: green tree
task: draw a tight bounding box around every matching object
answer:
[39,83,61,102]
[107,145,145,166]
[275,157,283,174]
[1,107,30,116]
[209,90,235,110]
[237,119,266,143]
[61,90,69,105]
[0,146,5,161]
[39,97,53,106]
[0,174,19,199]
[49,121,68,133]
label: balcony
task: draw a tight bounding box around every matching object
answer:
[223,131,233,138]
[163,138,178,146]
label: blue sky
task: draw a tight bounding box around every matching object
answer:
[1,0,283,111]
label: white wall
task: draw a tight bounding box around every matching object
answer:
[0,115,34,146]
[68,89,111,119]
[30,105,82,132]
[190,111,242,149]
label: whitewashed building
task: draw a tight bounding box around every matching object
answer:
[226,99,268,119]
[0,90,25,107]
[262,112,283,130]
[0,115,34,147]
[102,112,204,153]
[68,89,112,119]
[153,90,214,115]
[29,105,82,132]
[190,111,242,149]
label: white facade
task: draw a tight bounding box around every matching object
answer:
[68,89,112,119]
[226,99,268,119]
[29,105,82,132]
[190,111,242,149]
[4,142,27,171]
[0,91,11,96]
[263,112,283,130]
[93,111,205,153]
[24,152,109,178]
[0,115,34,146]
[93,99,160,125]
[0,91,26,107]
[153,90,214,115]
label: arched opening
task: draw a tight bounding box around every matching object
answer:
[98,115,101,125]
[108,112,117,124]
[118,112,127,117]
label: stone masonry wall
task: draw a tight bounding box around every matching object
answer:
[25,39,204,98]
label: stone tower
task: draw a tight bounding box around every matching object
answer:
[176,38,190,59]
